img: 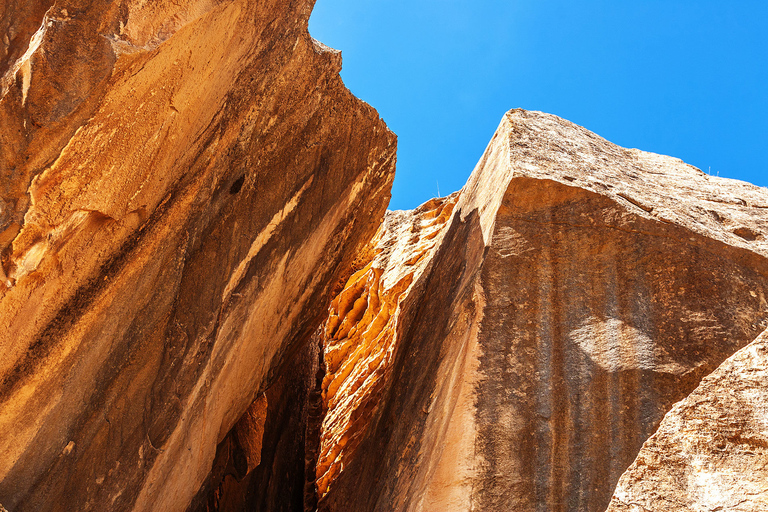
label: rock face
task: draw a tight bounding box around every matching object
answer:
[3,2,767,506]
[317,110,768,512]
[0,1,396,511]
[190,335,326,512]
[317,194,459,500]
[608,326,768,512]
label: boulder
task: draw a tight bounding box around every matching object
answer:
[608,326,768,512]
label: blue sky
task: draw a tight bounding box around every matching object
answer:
[309,1,768,210]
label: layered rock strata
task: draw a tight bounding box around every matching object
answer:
[317,193,459,499]
[0,1,396,511]
[608,326,768,512]
[318,109,768,512]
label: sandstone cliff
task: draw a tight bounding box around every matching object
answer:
[317,109,768,512]
[3,0,767,507]
[0,1,395,511]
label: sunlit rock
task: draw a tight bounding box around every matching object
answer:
[317,109,768,512]
[0,1,395,510]
[608,327,768,512]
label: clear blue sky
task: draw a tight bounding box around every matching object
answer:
[309,1,768,211]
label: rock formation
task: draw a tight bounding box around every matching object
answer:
[316,110,768,512]
[0,1,395,511]
[316,193,459,500]
[608,326,768,512]
[2,0,767,507]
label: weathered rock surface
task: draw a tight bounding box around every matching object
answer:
[317,109,768,512]
[4,3,768,505]
[0,1,395,511]
[317,193,459,500]
[608,326,768,512]
[190,334,325,512]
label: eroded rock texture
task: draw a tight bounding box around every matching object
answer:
[318,109,768,512]
[608,326,768,512]
[0,1,396,511]
[317,194,459,500]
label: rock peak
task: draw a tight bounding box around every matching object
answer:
[315,109,768,512]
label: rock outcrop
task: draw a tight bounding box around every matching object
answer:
[608,326,768,512]
[0,1,396,511]
[317,109,768,512]
[3,0,767,505]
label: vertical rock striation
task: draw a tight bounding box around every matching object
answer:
[0,1,396,511]
[318,109,768,512]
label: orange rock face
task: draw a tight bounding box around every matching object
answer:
[0,1,395,511]
[317,110,768,512]
[317,195,457,499]
[3,1,767,506]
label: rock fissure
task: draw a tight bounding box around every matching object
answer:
[2,2,768,510]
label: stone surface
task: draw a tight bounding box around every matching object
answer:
[608,326,768,512]
[4,6,768,506]
[0,1,395,511]
[317,193,459,500]
[318,109,768,512]
[189,334,325,512]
